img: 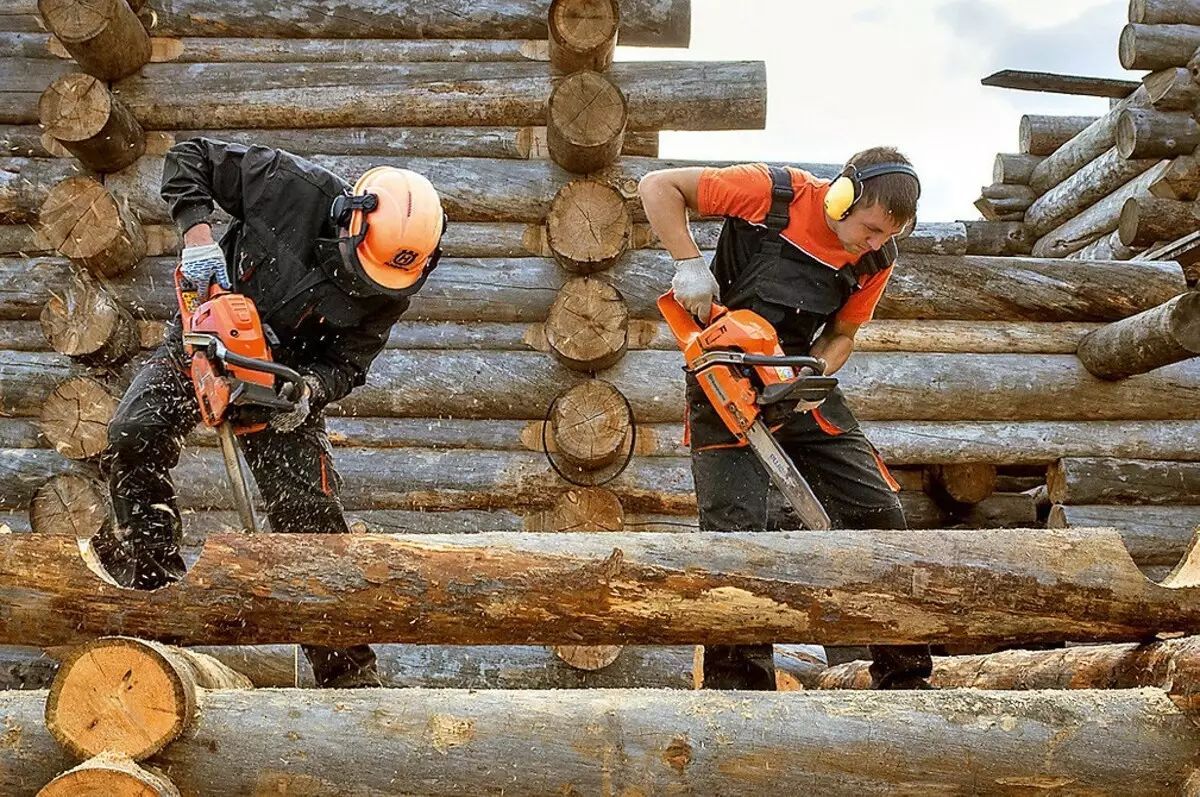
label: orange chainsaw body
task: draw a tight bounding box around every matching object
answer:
[657,294,796,440]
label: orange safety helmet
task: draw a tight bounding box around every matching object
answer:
[331,166,445,291]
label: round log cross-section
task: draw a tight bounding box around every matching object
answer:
[549,379,632,469]
[39,376,118,460]
[39,175,146,277]
[30,473,110,538]
[39,73,146,172]
[40,271,140,366]
[548,0,621,73]
[37,0,151,81]
[1118,195,1198,246]
[1116,107,1200,160]
[38,752,181,797]
[46,636,252,761]
[547,70,628,174]
[545,276,629,372]
[546,180,632,273]
[547,487,625,531]
[552,644,623,670]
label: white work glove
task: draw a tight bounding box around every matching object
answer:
[672,256,720,323]
[270,375,323,434]
[180,243,231,301]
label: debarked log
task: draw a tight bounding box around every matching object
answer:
[131,0,690,47]
[39,72,145,172]
[1077,290,1200,379]
[1142,65,1200,110]
[1018,114,1100,156]
[1116,106,1200,159]
[1120,195,1199,245]
[1024,148,1158,236]
[138,37,553,64]
[37,753,179,797]
[1119,22,1200,71]
[37,0,150,80]
[112,60,764,131]
[1048,504,1200,566]
[1131,0,1200,25]
[1,688,1196,796]
[1029,88,1150,195]
[6,528,1200,649]
[0,57,74,125]
[1049,456,1200,505]
[0,156,92,224]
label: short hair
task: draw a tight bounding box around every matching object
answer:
[845,146,919,227]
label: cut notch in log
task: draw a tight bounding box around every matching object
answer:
[545,276,629,371]
[548,0,620,73]
[39,376,117,460]
[36,0,150,80]
[40,270,139,366]
[38,175,146,277]
[30,473,110,537]
[546,180,631,273]
[547,70,627,174]
[45,636,252,761]
[38,751,180,797]
[1143,66,1200,110]
[38,72,145,172]
[1119,195,1198,246]
[1077,290,1200,379]
[548,380,632,470]
[1115,107,1200,160]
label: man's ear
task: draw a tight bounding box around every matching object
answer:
[894,214,916,241]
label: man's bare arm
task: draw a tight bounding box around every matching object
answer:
[810,318,861,375]
[637,167,706,260]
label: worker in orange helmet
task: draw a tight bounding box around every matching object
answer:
[92,138,446,689]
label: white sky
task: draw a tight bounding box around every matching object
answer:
[617,0,1133,222]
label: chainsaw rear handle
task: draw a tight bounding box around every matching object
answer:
[183,331,305,402]
[738,353,827,371]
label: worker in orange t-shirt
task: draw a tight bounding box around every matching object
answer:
[638,147,932,690]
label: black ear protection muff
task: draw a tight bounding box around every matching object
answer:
[330,191,379,229]
[824,162,921,221]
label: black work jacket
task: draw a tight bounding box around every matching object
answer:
[161,137,409,408]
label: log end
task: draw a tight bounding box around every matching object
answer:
[39,377,117,460]
[39,751,180,797]
[46,637,195,761]
[1118,24,1138,70]
[551,644,623,670]
[39,72,110,143]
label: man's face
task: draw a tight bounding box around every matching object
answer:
[832,201,909,256]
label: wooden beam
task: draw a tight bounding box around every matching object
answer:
[982,69,1139,98]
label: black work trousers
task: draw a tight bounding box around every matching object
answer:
[95,349,377,688]
[688,385,932,690]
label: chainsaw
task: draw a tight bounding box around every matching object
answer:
[175,269,304,533]
[658,291,838,530]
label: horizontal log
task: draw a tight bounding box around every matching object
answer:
[992,152,1043,185]
[1120,23,1200,70]
[1077,290,1200,379]
[1049,503,1200,566]
[1018,114,1100,156]
[982,69,1139,98]
[1068,228,1145,261]
[1131,0,1200,25]
[963,220,1035,255]
[0,645,56,689]
[143,37,551,63]
[1117,107,1200,159]
[148,126,659,159]
[0,124,53,157]
[0,58,74,124]
[1049,457,1200,505]
[0,157,93,224]
[1143,66,1200,110]
[1120,195,1199,245]
[1029,88,1150,195]
[1024,148,1159,236]
[0,32,51,59]
[1,688,1196,796]
[112,61,764,130]
[1033,159,1171,258]
[8,527,1200,649]
[128,0,690,47]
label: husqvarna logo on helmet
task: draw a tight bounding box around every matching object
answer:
[389,250,419,268]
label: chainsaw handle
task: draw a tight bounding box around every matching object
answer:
[218,349,304,396]
[739,354,827,372]
[657,291,729,349]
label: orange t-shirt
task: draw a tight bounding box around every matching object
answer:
[696,163,893,324]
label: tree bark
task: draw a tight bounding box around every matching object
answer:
[1117,107,1200,159]
[154,126,659,160]
[37,175,146,275]
[39,752,179,797]
[10,528,1200,650]
[39,270,140,366]
[36,0,150,80]
[963,220,1035,255]
[0,123,55,157]
[142,37,553,64]
[1032,159,1170,258]
[926,463,997,504]
[1120,22,1200,70]
[46,637,250,761]
[992,152,1043,185]
[0,156,92,224]
[0,57,75,125]
[547,70,627,173]
[130,0,689,47]
[1024,148,1158,236]
[1120,195,1199,245]
[1132,0,1200,25]
[1077,290,1200,379]
[1030,88,1150,194]
[1049,457,1200,505]
[1018,114,1100,156]
[548,0,619,73]
[547,180,632,272]
[30,472,109,537]
[0,688,1190,797]
[1048,503,1200,567]
[549,380,631,469]
[545,276,628,371]
[1143,65,1200,109]
[1069,228,1145,260]
[38,376,116,460]
[38,72,145,172]
[112,61,764,131]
